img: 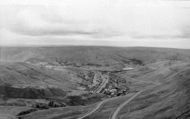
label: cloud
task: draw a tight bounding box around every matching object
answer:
[1,0,190,48]
[2,5,122,38]
[4,2,180,39]
[130,31,190,39]
[9,22,122,38]
[10,23,121,38]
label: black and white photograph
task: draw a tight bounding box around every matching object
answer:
[0,0,190,119]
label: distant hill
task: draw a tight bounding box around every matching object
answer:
[1,46,190,66]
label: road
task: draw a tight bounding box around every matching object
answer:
[94,74,109,93]
[110,89,145,119]
[78,95,119,119]
[78,100,106,119]
[110,80,162,119]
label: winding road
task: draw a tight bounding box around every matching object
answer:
[78,100,107,119]
[78,95,119,119]
[110,90,144,119]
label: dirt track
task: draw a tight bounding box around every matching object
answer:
[110,90,144,119]
[78,95,118,119]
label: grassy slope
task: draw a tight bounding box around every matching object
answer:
[0,62,87,99]
[117,64,190,119]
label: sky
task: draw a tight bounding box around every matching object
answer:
[0,0,190,48]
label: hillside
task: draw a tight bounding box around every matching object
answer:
[0,46,190,119]
[0,62,113,98]
[117,67,190,119]
[1,46,190,66]
[18,61,190,119]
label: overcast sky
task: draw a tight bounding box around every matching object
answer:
[0,0,190,48]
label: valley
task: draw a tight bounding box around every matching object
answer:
[0,46,190,119]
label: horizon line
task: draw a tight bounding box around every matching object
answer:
[0,45,190,50]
